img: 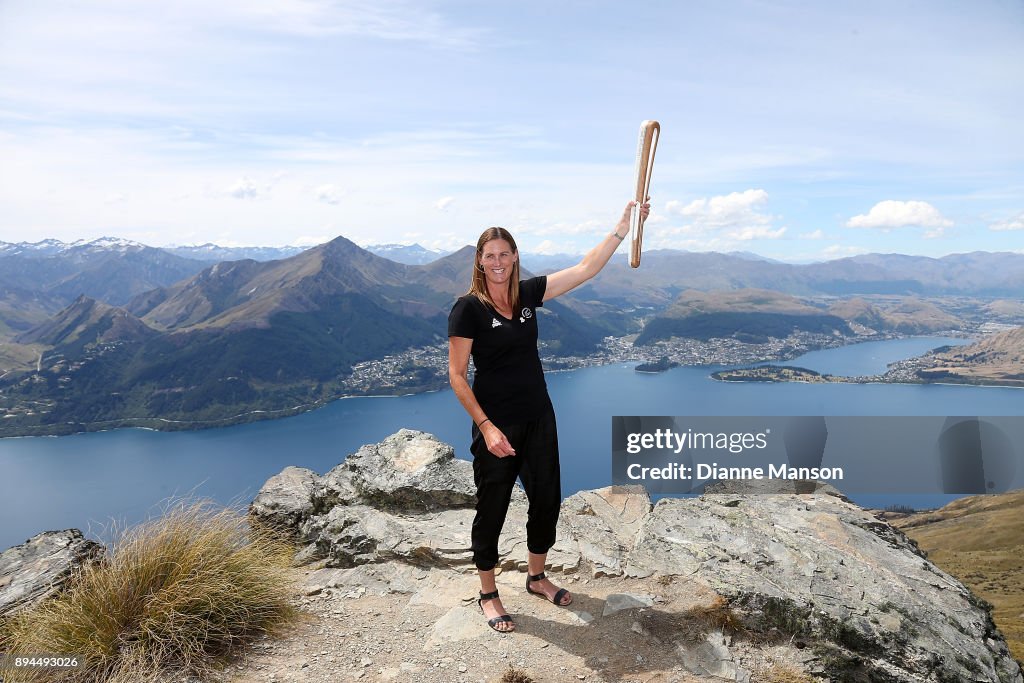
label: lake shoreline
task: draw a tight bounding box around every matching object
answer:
[0,331,975,439]
[1,334,1017,554]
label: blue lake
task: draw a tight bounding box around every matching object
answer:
[1,335,1018,552]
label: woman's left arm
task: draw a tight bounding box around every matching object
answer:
[544,199,650,302]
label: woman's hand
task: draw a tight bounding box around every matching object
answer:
[544,196,652,302]
[482,422,516,457]
[614,197,651,236]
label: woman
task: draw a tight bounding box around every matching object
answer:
[447,198,651,633]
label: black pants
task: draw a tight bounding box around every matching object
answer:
[469,407,561,571]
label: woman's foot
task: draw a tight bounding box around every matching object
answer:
[525,572,572,606]
[478,591,515,632]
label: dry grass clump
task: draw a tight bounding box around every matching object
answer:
[751,661,817,682]
[1,501,299,682]
[499,664,537,683]
[687,594,744,633]
[642,594,745,643]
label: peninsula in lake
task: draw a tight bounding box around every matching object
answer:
[714,326,1024,388]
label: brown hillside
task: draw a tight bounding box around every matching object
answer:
[892,489,1024,660]
[920,326,1024,385]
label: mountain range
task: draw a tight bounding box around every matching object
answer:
[0,237,604,435]
[576,249,1024,306]
[2,236,1024,435]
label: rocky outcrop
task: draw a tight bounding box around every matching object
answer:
[0,529,105,617]
[253,429,1024,683]
[628,487,1021,682]
[249,429,642,572]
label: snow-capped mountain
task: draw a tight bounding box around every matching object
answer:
[163,243,309,262]
[364,243,448,265]
[0,238,71,256]
[0,237,207,307]
[0,237,146,257]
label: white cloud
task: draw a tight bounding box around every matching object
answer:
[665,189,772,231]
[315,184,344,205]
[990,212,1024,231]
[434,196,455,211]
[822,244,870,258]
[226,176,262,199]
[645,235,731,251]
[727,226,786,241]
[801,229,825,240]
[293,235,331,247]
[423,233,468,252]
[659,189,781,247]
[846,200,952,230]
[514,219,610,239]
[533,239,563,255]
[219,0,485,48]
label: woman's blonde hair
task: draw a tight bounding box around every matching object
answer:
[468,227,520,314]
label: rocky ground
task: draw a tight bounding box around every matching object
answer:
[218,564,809,683]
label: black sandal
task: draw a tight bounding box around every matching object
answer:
[478,590,515,632]
[525,571,572,606]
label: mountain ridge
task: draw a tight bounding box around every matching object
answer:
[0,237,607,435]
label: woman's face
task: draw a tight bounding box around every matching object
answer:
[479,239,517,287]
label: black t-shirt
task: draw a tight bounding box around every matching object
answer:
[447,276,552,427]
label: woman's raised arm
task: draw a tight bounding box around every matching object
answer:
[543,199,650,302]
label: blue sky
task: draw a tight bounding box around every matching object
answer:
[0,1,1021,261]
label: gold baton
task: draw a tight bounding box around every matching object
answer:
[629,120,659,268]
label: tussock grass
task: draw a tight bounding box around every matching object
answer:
[1,501,300,682]
[499,664,537,683]
[751,662,817,682]
[641,594,745,643]
[686,594,744,633]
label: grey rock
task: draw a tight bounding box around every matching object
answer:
[318,429,476,512]
[248,466,319,534]
[704,478,849,499]
[627,492,1022,683]
[0,529,105,617]
[603,592,656,617]
[557,485,650,577]
[426,606,490,645]
[570,610,595,625]
[255,429,577,572]
[300,503,475,568]
[304,561,430,596]
[675,630,738,678]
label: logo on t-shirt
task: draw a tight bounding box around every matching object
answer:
[491,318,502,328]
[521,307,533,320]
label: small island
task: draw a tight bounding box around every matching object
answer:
[635,355,680,373]
[711,365,836,383]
